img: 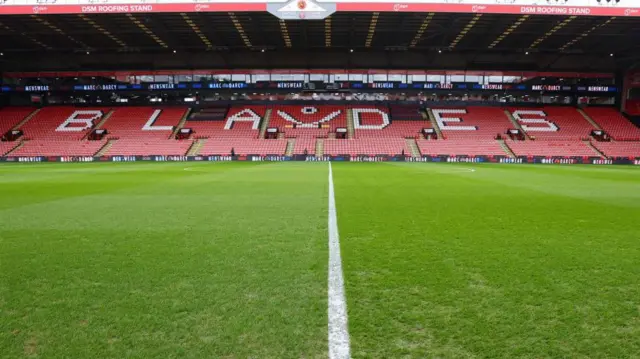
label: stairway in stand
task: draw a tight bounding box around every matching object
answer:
[4,140,26,156]
[83,109,114,140]
[95,139,117,156]
[504,110,531,140]
[405,138,421,157]
[11,108,41,131]
[346,109,355,139]
[169,108,193,139]
[259,109,273,139]
[577,108,603,130]
[497,138,516,158]
[583,139,607,158]
[187,138,207,156]
[424,109,443,139]
[285,138,295,156]
[315,138,324,157]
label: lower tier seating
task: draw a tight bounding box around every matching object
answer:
[199,139,287,156]
[416,140,507,156]
[506,140,597,157]
[592,141,640,158]
[106,139,192,156]
[292,137,317,155]
[323,138,410,156]
[11,140,105,157]
[0,141,21,156]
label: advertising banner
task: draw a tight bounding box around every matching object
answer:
[0,0,638,17]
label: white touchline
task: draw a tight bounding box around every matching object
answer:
[328,162,351,359]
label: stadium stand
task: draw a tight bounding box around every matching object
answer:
[269,105,347,138]
[324,138,411,156]
[353,106,428,139]
[432,107,513,140]
[506,140,598,157]
[17,106,110,140]
[103,107,190,156]
[9,107,110,156]
[583,107,640,141]
[188,106,265,139]
[1,104,639,158]
[199,139,287,156]
[0,141,21,156]
[389,105,424,121]
[417,139,507,156]
[10,140,105,157]
[592,141,640,158]
[507,107,596,140]
[0,107,34,135]
[292,137,317,155]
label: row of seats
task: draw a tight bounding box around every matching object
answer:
[417,139,507,156]
[323,138,410,156]
[506,140,596,158]
[1,105,639,157]
[592,141,640,158]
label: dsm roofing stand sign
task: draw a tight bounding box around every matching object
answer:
[268,0,336,20]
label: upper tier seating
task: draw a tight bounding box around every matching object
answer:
[18,106,110,140]
[0,107,34,134]
[583,107,640,141]
[431,107,512,140]
[416,139,507,156]
[199,138,287,156]
[187,106,265,139]
[389,105,423,121]
[323,138,410,156]
[507,107,596,140]
[104,107,186,140]
[102,107,189,156]
[189,106,229,121]
[13,107,109,156]
[269,105,347,138]
[506,140,597,157]
[592,141,640,158]
[352,106,429,139]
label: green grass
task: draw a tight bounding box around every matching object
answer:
[1,162,640,358]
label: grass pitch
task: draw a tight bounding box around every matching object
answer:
[1,162,639,358]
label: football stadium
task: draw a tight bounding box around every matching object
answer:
[1,0,640,358]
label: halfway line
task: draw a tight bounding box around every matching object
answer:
[327,162,351,359]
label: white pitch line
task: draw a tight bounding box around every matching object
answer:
[328,162,351,359]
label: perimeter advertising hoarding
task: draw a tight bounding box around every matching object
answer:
[0,0,638,16]
[2,155,639,165]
